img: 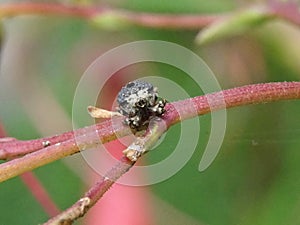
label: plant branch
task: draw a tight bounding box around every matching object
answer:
[0,2,98,19]
[43,118,167,224]
[0,2,221,29]
[0,116,128,160]
[21,172,60,217]
[0,82,299,184]
[162,81,300,127]
[42,81,300,224]
[43,155,134,225]
[0,120,60,217]
[0,2,300,31]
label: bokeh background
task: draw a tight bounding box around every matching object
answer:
[0,0,300,224]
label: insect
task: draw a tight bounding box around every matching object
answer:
[117,80,167,131]
[87,79,167,161]
[88,80,166,132]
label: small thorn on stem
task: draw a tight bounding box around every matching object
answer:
[122,139,146,161]
[87,106,122,119]
[122,148,141,161]
[42,141,51,147]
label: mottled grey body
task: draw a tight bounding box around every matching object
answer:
[117,80,166,130]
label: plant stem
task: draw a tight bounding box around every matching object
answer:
[0,2,220,29]
[43,119,167,225]
[163,81,300,127]
[0,82,299,183]
[42,81,300,224]
[0,3,98,19]
[43,156,134,225]
[21,172,60,217]
[0,116,129,160]
[0,121,60,217]
[0,2,300,30]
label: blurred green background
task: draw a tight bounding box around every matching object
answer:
[0,0,300,224]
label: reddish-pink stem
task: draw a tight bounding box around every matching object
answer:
[42,81,300,224]
[0,2,222,29]
[2,81,299,160]
[0,121,60,218]
[0,81,299,224]
[0,116,129,159]
[0,3,99,18]
[120,11,221,29]
[21,172,60,217]
[43,156,134,225]
[0,2,300,30]
[0,82,299,184]
[163,81,300,126]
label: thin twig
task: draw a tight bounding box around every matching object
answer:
[0,82,299,184]
[0,2,300,30]
[44,156,134,225]
[42,81,300,224]
[0,121,60,217]
[0,2,98,19]
[21,172,60,217]
[0,2,220,29]
[0,116,128,160]
[162,81,300,127]
[1,81,299,160]
[43,156,133,225]
[43,119,167,224]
